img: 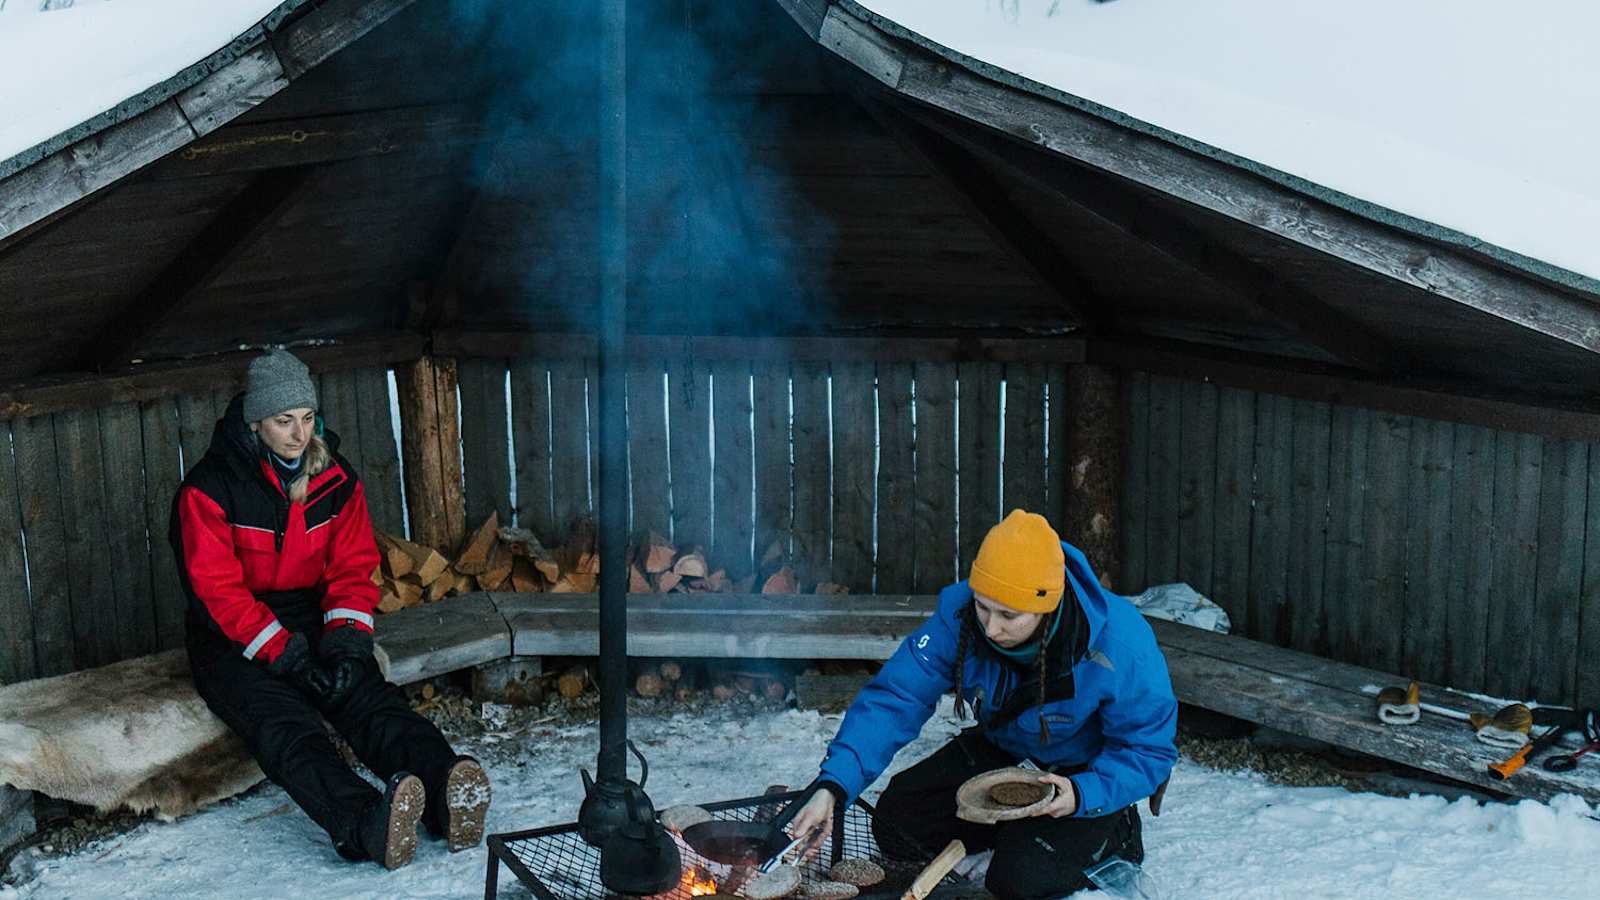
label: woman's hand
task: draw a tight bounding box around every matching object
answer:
[1033,773,1079,818]
[785,788,836,861]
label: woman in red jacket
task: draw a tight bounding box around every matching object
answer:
[172,349,490,869]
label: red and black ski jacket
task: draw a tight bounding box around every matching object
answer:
[170,394,380,665]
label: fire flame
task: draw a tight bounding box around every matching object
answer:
[682,866,717,896]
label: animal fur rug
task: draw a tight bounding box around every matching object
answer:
[0,650,263,821]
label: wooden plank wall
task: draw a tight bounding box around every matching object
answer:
[1120,372,1600,708]
[453,356,1075,597]
[0,366,404,683]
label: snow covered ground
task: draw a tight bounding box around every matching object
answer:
[0,0,285,166]
[855,0,1600,285]
[4,697,1598,899]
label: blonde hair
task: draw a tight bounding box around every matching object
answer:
[285,434,331,504]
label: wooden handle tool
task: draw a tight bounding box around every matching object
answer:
[901,839,966,900]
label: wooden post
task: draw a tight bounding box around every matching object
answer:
[1062,364,1121,588]
[395,355,466,552]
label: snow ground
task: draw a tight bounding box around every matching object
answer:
[5,697,1598,899]
[855,0,1600,285]
[0,0,284,167]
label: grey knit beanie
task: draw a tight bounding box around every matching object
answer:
[243,349,318,422]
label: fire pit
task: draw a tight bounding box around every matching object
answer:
[484,790,985,899]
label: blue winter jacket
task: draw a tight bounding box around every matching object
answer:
[817,541,1178,819]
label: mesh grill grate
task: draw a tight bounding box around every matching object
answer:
[489,791,976,899]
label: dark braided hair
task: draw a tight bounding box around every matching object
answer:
[952,604,976,720]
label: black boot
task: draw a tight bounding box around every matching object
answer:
[344,772,425,869]
[431,756,491,852]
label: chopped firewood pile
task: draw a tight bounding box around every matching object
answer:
[372,513,851,613]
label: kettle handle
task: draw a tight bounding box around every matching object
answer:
[627,739,649,788]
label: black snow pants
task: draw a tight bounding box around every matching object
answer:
[187,591,458,858]
[871,729,1143,900]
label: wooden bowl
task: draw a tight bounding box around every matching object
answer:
[955,766,1058,824]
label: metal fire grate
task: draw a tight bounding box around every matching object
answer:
[485,790,981,899]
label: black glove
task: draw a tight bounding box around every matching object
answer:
[319,626,374,709]
[268,632,333,701]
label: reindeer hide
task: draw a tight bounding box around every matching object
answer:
[0,650,263,821]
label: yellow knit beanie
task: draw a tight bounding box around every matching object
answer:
[968,509,1065,613]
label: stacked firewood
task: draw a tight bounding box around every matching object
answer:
[373,514,851,613]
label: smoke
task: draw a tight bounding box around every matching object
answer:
[442,0,835,335]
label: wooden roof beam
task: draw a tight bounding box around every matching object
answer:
[852,91,1100,332]
[77,167,317,373]
[909,108,1400,374]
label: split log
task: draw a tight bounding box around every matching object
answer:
[673,550,709,579]
[635,672,665,698]
[558,516,596,574]
[732,574,757,593]
[814,582,848,595]
[763,679,788,702]
[688,569,730,593]
[480,542,515,592]
[759,540,785,569]
[641,531,677,574]
[628,564,651,593]
[498,526,561,581]
[659,661,683,682]
[454,513,501,575]
[655,571,683,593]
[377,586,406,614]
[392,575,425,609]
[452,572,474,595]
[674,685,697,702]
[577,551,600,576]
[374,532,416,578]
[424,574,453,603]
[510,556,540,593]
[761,566,798,594]
[711,683,738,701]
[557,665,589,699]
[369,565,383,587]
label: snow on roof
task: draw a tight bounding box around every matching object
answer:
[0,0,287,171]
[855,0,1600,286]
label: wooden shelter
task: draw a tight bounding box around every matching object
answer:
[1,0,1598,733]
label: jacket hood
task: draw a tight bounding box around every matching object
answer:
[208,392,342,475]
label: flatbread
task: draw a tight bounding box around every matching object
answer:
[799,881,859,900]
[741,864,802,900]
[659,804,712,832]
[989,781,1049,808]
[826,858,885,888]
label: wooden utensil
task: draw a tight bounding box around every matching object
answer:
[900,839,966,900]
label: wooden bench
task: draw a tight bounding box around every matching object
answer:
[373,592,1600,805]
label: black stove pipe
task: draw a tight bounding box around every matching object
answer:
[594,0,629,789]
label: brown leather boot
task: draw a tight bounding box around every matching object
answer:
[440,757,491,852]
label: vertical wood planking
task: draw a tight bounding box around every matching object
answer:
[1176,380,1218,597]
[10,415,74,675]
[1530,439,1585,703]
[1402,418,1454,678]
[668,359,712,553]
[1120,373,1150,593]
[548,358,592,538]
[751,361,792,564]
[1044,365,1069,534]
[913,363,957,593]
[956,362,1002,575]
[0,421,36,682]
[790,362,831,582]
[1361,413,1412,674]
[98,403,157,660]
[510,360,555,540]
[1485,431,1543,698]
[139,398,186,651]
[626,361,671,538]
[831,363,876,592]
[1322,405,1369,664]
[318,370,364,478]
[352,367,404,536]
[711,362,755,579]
[1143,376,1182,588]
[1286,399,1331,656]
[176,391,219,477]
[1002,364,1047,516]
[1246,393,1293,644]
[1446,424,1496,691]
[1580,443,1600,708]
[53,409,118,667]
[458,359,512,528]
[877,364,916,594]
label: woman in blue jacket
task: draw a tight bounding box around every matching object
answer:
[787,510,1177,898]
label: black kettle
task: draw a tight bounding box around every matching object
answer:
[578,739,659,848]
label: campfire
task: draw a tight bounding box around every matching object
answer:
[676,865,718,897]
